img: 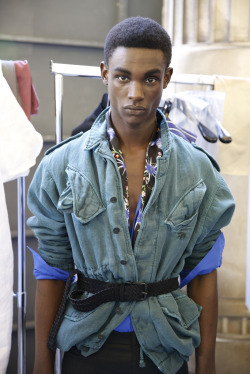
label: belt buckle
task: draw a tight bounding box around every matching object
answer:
[132,282,148,301]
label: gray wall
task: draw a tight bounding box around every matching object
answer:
[0,1,163,372]
[0,0,163,139]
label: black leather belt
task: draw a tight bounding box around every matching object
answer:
[48,269,179,351]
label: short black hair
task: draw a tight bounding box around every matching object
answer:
[104,17,172,68]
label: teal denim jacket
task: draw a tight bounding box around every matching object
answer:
[27,109,235,374]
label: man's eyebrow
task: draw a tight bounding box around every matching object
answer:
[144,69,162,76]
[113,67,131,75]
[112,68,163,77]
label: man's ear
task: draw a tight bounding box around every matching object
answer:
[100,61,108,86]
[163,67,173,89]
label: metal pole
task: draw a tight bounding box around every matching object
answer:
[17,176,26,374]
[162,0,175,42]
[54,71,63,374]
[55,73,63,144]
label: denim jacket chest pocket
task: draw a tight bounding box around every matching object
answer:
[164,180,206,241]
[57,166,106,224]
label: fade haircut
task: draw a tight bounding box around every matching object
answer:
[104,16,172,68]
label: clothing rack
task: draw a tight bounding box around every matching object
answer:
[17,177,26,374]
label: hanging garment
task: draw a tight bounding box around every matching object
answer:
[72,93,109,135]
[0,61,43,182]
[14,60,39,120]
[0,60,43,372]
[1,61,22,107]
[0,172,13,374]
[164,90,230,160]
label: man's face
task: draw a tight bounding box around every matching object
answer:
[101,47,172,129]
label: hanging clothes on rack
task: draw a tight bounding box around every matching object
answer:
[1,61,22,107]
[160,90,231,160]
[14,60,39,120]
[0,60,43,373]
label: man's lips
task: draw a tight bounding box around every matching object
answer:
[124,105,146,111]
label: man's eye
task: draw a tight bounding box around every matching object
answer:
[145,77,157,84]
[118,76,129,82]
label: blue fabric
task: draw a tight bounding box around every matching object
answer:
[28,246,71,282]
[180,232,225,288]
[114,315,134,332]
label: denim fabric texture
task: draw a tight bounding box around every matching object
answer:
[27,108,235,374]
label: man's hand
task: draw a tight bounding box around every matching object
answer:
[33,279,65,374]
[187,269,218,374]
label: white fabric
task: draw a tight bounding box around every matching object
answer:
[0,61,43,182]
[0,60,43,372]
[0,174,13,374]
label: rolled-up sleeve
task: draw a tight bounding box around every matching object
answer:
[184,172,235,271]
[27,157,74,271]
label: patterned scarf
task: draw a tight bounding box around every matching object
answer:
[106,111,163,246]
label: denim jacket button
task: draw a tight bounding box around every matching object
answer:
[115,307,123,315]
[120,260,127,265]
[113,227,120,234]
[178,232,186,239]
[110,197,117,203]
[81,346,90,352]
[97,334,105,340]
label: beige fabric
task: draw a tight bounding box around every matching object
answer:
[214,76,250,176]
[215,76,250,311]
[246,170,250,310]
[217,174,248,299]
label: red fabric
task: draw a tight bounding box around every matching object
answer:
[14,60,39,119]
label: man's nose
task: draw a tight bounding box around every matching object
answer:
[128,81,144,101]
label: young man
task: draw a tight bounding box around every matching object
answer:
[27,17,235,374]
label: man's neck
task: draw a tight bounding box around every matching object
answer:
[110,115,157,151]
